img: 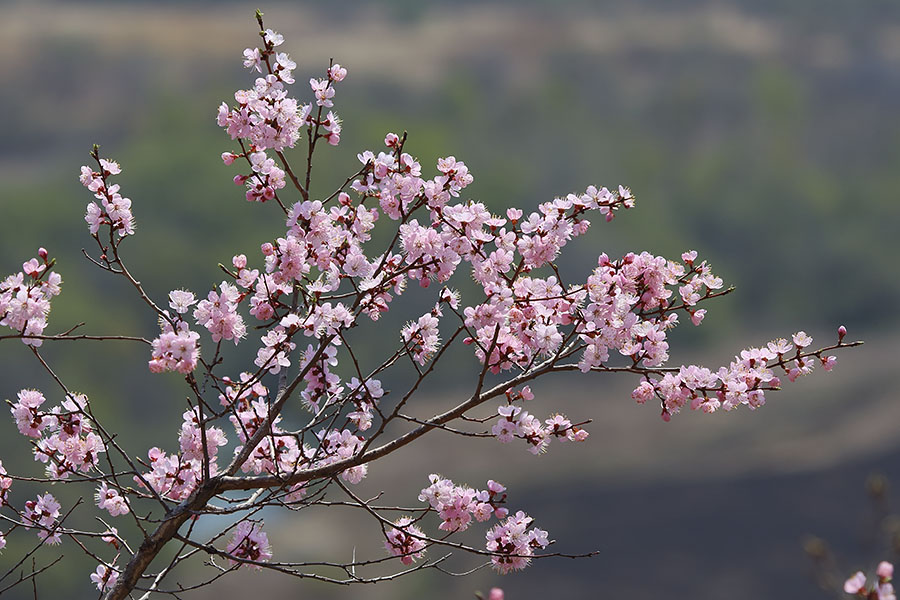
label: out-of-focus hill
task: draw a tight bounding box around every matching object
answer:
[3,0,899,328]
[1,1,899,598]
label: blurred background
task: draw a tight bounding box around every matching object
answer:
[2,0,900,598]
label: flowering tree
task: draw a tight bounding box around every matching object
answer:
[0,10,863,600]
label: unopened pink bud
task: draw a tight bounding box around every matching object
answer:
[221,152,236,165]
[260,242,275,256]
[233,174,248,185]
[838,325,847,341]
[38,248,48,261]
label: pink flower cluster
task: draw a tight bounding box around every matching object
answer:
[219,361,376,483]
[231,254,259,290]
[418,475,509,533]
[90,564,119,591]
[281,197,376,289]
[193,282,247,344]
[137,410,227,500]
[152,274,250,375]
[10,388,47,437]
[0,462,11,548]
[254,323,296,375]
[219,367,372,483]
[95,482,129,517]
[140,446,203,501]
[298,343,342,413]
[492,387,588,454]
[384,516,427,565]
[220,373,303,476]
[179,408,228,463]
[220,28,302,151]
[240,150,287,203]
[10,390,104,479]
[0,460,11,507]
[80,158,135,237]
[485,511,549,574]
[346,376,384,431]
[401,306,442,365]
[23,492,62,544]
[632,331,838,420]
[413,477,546,573]
[0,249,62,346]
[845,561,895,599]
[149,320,201,374]
[575,251,722,373]
[219,32,348,200]
[225,521,272,568]
[317,428,367,484]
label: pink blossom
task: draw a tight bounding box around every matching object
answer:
[0,460,11,506]
[242,47,262,72]
[90,564,119,591]
[168,289,197,314]
[95,482,130,516]
[845,571,867,594]
[10,389,48,437]
[401,310,441,365]
[23,492,62,544]
[101,527,119,547]
[485,511,548,573]
[384,517,427,565]
[99,159,121,175]
[225,521,272,568]
[149,322,200,374]
[22,258,45,278]
[309,78,335,107]
[263,29,284,47]
[1,252,62,346]
[79,161,136,237]
[792,331,813,348]
[328,63,347,82]
[194,282,246,344]
[878,584,897,600]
